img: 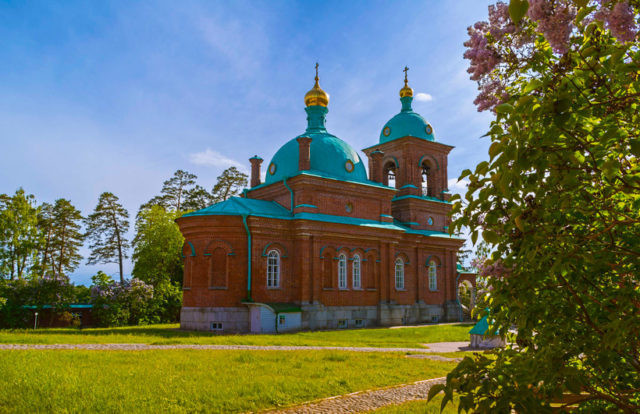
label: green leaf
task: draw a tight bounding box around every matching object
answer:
[508,0,529,24]
[523,79,542,94]
[483,230,499,244]
[459,169,472,179]
[427,383,445,402]
[489,142,502,160]
[495,103,514,114]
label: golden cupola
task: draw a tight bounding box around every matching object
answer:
[399,66,413,98]
[304,63,329,107]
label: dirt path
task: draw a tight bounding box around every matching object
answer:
[263,377,446,413]
[0,342,469,353]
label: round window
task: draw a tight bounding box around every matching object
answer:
[425,124,433,135]
[345,160,354,173]
[383,126,391,137]
[268,163,277,175]
[427,216,434,226]
[345,202,353,213]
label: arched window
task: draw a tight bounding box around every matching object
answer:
[383,162,396,188]
[352,255,361,289]
[338,254,347,289]
[395,258,404,289]
[429,260,437,291]
[267,250,280,288]
[421,161,434,197]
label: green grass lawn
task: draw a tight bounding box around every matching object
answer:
[367,396,459,413]
[0,349,458,413]
[0,323,473,348]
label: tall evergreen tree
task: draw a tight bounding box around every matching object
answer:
[182,185,213,211]
[85,192,130,282]
[211,167,248,203]
[0,189,41,279]
[37,202,55,278]
[49,199,84,279]
[141,170,197,212]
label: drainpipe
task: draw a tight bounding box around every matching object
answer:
[283,178,294,213]
[242,215,253,302]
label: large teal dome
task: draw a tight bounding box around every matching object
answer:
[265,106,368,185]
[380,96,435,143]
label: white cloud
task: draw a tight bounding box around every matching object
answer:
[448,177,470,195]
[414,92,433,102]
[189,148,246,171]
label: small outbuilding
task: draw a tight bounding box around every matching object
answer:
[469,315,505,349]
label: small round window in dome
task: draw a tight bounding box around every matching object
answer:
[345,160,355,173]
[268,163,277,175]
[427,216,434,226]
[425,124,433,135]
[383,126,391,137]
[345,202,353,213]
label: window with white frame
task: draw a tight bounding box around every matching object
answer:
[267,250,280,288]
[395,258,405,289]
[338,254,347,289]
[352,255,361,289]
[429,260,438,291]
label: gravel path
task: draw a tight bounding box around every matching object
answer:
[0,342,469,353]
[264,377,446,413]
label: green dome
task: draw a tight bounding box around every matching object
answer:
[265,106,368,185]
[380,96,435,143]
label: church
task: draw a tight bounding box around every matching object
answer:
[177,67,472,333]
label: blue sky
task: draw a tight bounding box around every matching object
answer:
[0,0,494,285]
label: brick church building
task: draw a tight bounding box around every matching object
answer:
[177,67,471,333]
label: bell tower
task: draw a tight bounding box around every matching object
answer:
[362,68,454,233]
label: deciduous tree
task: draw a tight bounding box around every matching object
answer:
[433,1,640,411]
[132,205,184,286]
[0,189,41,279]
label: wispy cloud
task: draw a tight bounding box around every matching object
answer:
[448,177,469,195]
[189,148,247,172]
[415,92,433,102]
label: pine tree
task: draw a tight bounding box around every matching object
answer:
[85,192,130,282]
[182,185,213,211]
[49,199,84,279]
[37,202,55,278]
[140,170,198,213]
[211,167,248,203]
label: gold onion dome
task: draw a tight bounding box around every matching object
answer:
[399,66,413,98]
[304,63,329,107]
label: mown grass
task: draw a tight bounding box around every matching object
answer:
[0,323,473,348]
[367,396,459,413]
[0,349,458,413]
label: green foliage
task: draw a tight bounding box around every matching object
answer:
[48,198,84,278]
[211,166,248,203]
[91,271,113,288]
[131,205,184,286]
[0,189,41,279]
[449,1,640,411]
[0,277,78,328]
[85,192,130,282]
[141,169,197,212]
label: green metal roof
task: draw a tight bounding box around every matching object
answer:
[264,105,369,185]
[23,304,93,310]
[184,197,460,240]
[266,303,302,313]
[457,263,477,274]
[469,315,489,335]
[182,197,291,218]
[379,96,434,144]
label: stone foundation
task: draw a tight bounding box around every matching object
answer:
[181,301,462,333]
